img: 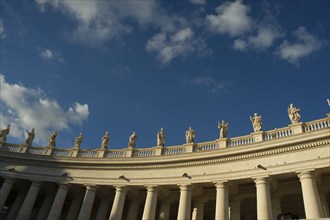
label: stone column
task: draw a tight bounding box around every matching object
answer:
[142,185,158,220]
[66,193,83,220]
[126,198,140,220]
[158,199,171,220]
[47,183,69,220]
[271,194,281,220]
[319,193,330,217]
[177,184,192,220]
[254,177,272,220]
[17,181,42,220]
[109,186,127,220]
[215,182,229,220]
[0,177,15,210]
[192,199,205,220]
[297,170,323,219]
[77,185,97,220]
[36,191,56,220]
[95,197,111,220]
[229,196,241,220]
[7,188,28,220]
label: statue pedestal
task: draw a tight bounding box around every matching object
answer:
[184,143,195,153]
[97,149,106,158]
[217,138,228,148]
[289,122,305,135]
[251,131,264,143]
[153,146,164,156]
[70,148,79,157]
[125,148,134,157]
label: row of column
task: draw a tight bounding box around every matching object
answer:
[0,169,327,220]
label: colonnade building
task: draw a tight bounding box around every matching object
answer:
[0,107,330,220]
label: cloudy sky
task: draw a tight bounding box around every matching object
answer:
[0,0,329,149]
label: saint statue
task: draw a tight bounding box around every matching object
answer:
[0,124,10,142]
[48,131,57,148]
[218,120,228,139]
[74,132,83,149]
[288,103,301,124]
[101,131,110,149]
[25,128,35,146]
[157,128,165,146]
[128,131,138,148]
[185,127,195,144]
[250,113,262,132]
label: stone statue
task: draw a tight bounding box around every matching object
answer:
[101,131,110,149]
[185,127,195,144]
[250,113,262,132]
[0,124,10,142]
[288,103,301,124]
[327,99,330,107]
[48,131,57,147]
[128,131,138,148]
[218,120,228,139]
[157,128,165,146]
[74,132,83,149]
[25,128,35,146]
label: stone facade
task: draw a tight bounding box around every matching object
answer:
[0,115,330,220]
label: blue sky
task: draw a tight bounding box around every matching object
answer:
[0,0,329,150]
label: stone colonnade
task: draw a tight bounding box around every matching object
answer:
[0,170,329,220]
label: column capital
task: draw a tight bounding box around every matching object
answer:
[4,177,16,184]
[85,185,97,192]
[58,183,70,190]
[296,169,316,181]
[30,180,43,187]
[253,176,270,185]
[178,184,192,191]
[114,185,127,192]
[214,180,228,189]
[145,185,158,192]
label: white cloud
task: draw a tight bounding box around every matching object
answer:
[40,49,53,60]
[0,19,5,39]
[190,0,206,5]
[185,77,226,93]
[206,0,253,37]
[39,48,63,62]
[233,39,248,51]
[35,0,174,46]
[275,27,325,64]
[0,74,89,144]
[146,28,207,64]
[234,24,282,51]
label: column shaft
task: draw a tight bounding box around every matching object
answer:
[47,184,69,220]
[177,184,192,220]
[158,199,171,220]
[77,186,97,220]
[0,178,15,210]
[215,182,229,220]
[36,191,56,220]
[66,193,83,220]
[96,198,111,220]
[7,188,28,220]
[17,181,42,220]
[229,197,240,220]
[109,186,127,220]
[298,171,323,219]
[254,177,272,220]
[271,195,281,220]
[320,194,330,217]
[126,200,140,220]
[142,186,158,220]
[192,200,205,220]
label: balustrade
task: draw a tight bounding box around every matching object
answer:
[0,117,329,159]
